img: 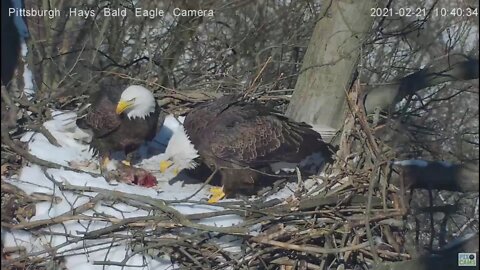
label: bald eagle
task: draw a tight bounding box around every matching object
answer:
[77,85,161,172]
[159,95,336,202]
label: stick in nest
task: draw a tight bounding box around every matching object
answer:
[180,168,219,201]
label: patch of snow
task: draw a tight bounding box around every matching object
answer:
[265,182,296,201]
[210,235,243,253]
[20,112,93,166]
[21,42,35,99]
[438,161,454,167]
[393,159,456,168]
[270,152,327,175]
[270,162,296,174]
[393,159,429,167]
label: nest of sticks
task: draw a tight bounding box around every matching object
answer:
[1,83,477,270]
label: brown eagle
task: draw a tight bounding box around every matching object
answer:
[158,95,336,202]
[77,85,162,172]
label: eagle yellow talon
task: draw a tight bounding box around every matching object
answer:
[101,156,111,170]
[99,156,114,174]
[208,186,225,203]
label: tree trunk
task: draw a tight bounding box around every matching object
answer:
[286,0,376,140]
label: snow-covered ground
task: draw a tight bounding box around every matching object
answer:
[2,111,299,269]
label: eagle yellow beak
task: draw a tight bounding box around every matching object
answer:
[160,160,173,173]
[116,100,134,114]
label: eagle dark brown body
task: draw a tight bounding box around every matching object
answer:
[77,88,161,159]
[183,95,335,196]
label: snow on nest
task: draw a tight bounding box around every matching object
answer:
[20,111,92,166]
[270,152,329,176]
[392,159,454,168]
[4,111,302,269]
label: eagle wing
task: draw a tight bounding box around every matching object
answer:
[210,104,300,165]
[184,95,241,148]
[186,97,334,169]
[77,90,122,138]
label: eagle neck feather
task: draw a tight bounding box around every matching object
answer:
[126,109,154,120]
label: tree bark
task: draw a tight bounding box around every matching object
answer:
[286,0,377,140]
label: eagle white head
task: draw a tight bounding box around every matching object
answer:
[116,85,156,119]
[159,125,199,176]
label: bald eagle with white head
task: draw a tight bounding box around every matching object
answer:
[77,85,162,172]
[159,95,336,202]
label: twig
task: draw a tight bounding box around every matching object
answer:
[251,237,371,254]
[366,165,381,264]
[244,56,273,96]
[181,168,218,201]
[1,127,103,180]
[59,182,248,235]
[345,84,380,158]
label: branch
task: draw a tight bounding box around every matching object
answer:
[364,54,479,114]
[392,160,479,192]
